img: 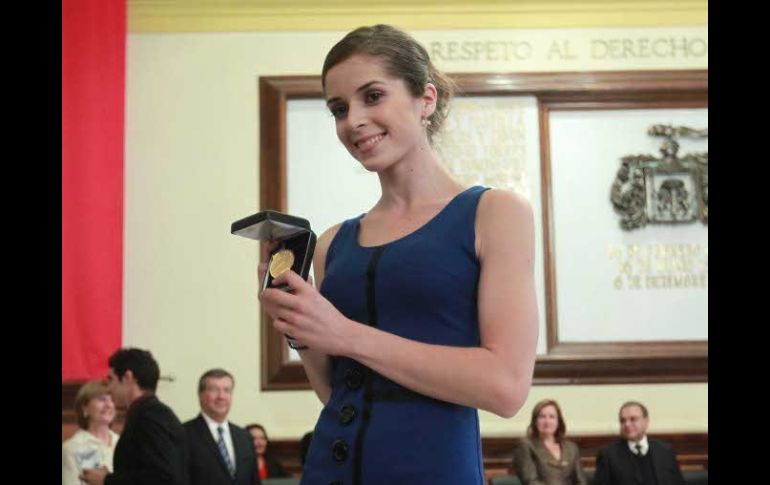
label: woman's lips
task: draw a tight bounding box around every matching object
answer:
[354,133,386,153]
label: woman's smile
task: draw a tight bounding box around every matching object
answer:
[354,132,387,153]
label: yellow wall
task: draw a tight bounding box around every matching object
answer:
[127,0,707,32]
[124,26,707,438]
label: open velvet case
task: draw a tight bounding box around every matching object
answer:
[231,210,317,291]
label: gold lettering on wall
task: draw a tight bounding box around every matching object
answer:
[428,36,707,65]
[591,37,707,59]
[429,41,534,62]
[547,40,578,60]
[609,243,708,290]
[434,98,531,198]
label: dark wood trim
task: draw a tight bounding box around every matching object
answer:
[537,90,708,384]
[247,432,708,478]
[62,381,81,425]
[259,77,312,390]
[482,433,708,476]
[538,98,559,354]
[452,70,707,96]
[258,70,708,390]
[61,383,706,477]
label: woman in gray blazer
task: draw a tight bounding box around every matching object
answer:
[512,399,588,485]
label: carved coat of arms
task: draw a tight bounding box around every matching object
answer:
[610,125,708,230]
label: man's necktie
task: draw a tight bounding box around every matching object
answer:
[635,443,644,457]
[217,425,236,477]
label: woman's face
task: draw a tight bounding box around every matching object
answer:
[85,393,116,428]
[324,54,433,173]
[249,428,268,456]
[535,404,560,438]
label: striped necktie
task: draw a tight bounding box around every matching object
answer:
[217,425,236,477]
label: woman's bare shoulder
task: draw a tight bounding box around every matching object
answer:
[477,188,533,221]
[313,222,344,269]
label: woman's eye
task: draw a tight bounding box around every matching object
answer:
[365,91,383,103]
[329,105,347,119]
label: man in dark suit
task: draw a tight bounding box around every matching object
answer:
[184,368,261,485]
[81,348,190,485]
[594,401,685,485]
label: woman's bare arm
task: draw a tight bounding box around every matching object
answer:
[262,190,538,417]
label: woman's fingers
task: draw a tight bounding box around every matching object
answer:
[260,287,298,309]
[272,317,303,344]
[274,306,302,325]
[271,270,311,294]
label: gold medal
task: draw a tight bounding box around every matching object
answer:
[269,249,295,278]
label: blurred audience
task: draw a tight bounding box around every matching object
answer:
[594,401,685,485]
[81,347,190,485]
[184,368,260,485]
[246,424,289,479]
[62,380,120,485]
[512,399,587,485]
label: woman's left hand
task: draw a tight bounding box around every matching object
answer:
[259,270,356,356]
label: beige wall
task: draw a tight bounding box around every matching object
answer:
[124,28,707,438]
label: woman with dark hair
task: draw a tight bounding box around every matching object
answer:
[512,399,587,485]
[245,424,289,480]
[62,380,120,485]
[258,24,538,484]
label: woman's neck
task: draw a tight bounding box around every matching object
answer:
[87,424,112,445]
[375,149,462,211]
[541,434,557,445]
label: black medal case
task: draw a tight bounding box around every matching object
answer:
[231,210,317,291]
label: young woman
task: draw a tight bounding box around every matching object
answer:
[259,24,539,484]
[512,399,587,485]
[62,380,120,485]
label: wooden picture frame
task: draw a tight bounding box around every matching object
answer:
[259,70,708,390]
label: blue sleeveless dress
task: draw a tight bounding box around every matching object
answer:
[301,185,490,485]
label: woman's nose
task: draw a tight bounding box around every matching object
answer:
[346,104,367,129]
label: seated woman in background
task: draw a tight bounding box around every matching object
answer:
[62,380,120,485]
[246,423,290,479]
[512,399,587,485]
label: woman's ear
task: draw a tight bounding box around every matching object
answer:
[421,82,438,119]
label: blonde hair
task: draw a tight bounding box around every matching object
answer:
[74,379,110,429]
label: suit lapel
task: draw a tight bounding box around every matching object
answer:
[618,441,643,484]
[648,440,667,485]
[196,414,234,480]
[228,423,243,478]
[114,396,147,471]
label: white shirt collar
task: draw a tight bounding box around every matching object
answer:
[201,411,229,433]
[200,411,236,465]
[627,435,649,456]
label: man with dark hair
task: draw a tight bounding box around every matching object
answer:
[594,401,685,485]
[81,348,190,485]
[184,368,260,485]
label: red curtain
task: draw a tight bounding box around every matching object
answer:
[62,0,125,380]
